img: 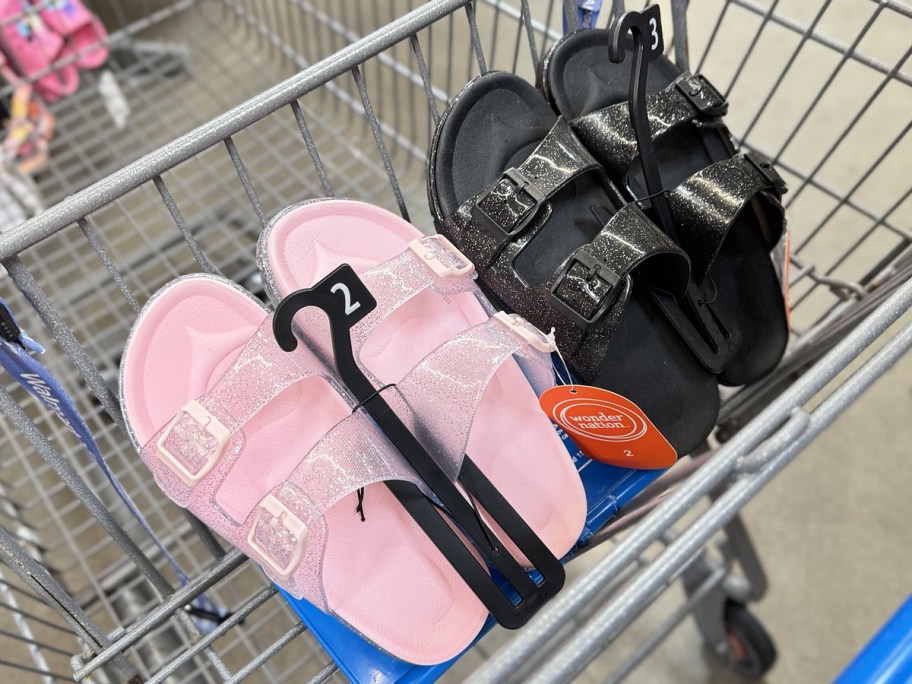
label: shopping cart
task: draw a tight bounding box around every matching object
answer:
[0,0,910,681]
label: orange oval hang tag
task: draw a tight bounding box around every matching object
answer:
[539,385,676,469]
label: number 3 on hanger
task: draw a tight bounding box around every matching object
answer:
[648,16,660,51]
[630,5,664,58]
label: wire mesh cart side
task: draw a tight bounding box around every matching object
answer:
[0,0,910,682]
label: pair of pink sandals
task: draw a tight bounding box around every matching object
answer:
[120,200,588,664]
[0,0,108,102]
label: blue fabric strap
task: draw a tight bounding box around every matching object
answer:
[0,297,225,630]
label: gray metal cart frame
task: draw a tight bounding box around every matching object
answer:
[0,0,910,681]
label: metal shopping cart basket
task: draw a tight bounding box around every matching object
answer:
[0,0,910,681]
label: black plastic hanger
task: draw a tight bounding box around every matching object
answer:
[609,6,738,373]
[272,264,565,628]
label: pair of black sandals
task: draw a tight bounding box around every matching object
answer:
[428,29,789,458]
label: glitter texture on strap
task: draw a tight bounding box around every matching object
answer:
[278,236,481,379]
[387,313,556,481]
[252,414,423,605]
[572,72,729,184]
[351,236,479,352]
[140,316,328,506]
[139,314,424,603]
[545,203,690,377]
[441,117,603,270]
[667,154,786,282]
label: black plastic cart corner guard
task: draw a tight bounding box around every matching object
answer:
[272,264,564,629]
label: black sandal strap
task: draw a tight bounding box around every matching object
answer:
[573,72,728,183]
[542,203,690,377]
[668,153,787,283]
[443,116,602,268]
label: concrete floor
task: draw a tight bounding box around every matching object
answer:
[582,333,912,684]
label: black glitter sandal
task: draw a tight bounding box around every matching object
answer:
[540,29,789,386]
[428,70,720,457]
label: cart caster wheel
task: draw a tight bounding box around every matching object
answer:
[720,600,777,678]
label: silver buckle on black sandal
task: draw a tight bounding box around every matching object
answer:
[550,249,624,328]
[472,167,546,243]
[744,153,788,196]
[674,73,728,118]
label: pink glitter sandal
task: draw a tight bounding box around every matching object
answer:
[258,199,587,564]
[119,274,490,664]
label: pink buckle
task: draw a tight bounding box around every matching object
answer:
[156,400,230,486]
[247,495,308,578]
[408,235,475,279]
[494,312,555,353]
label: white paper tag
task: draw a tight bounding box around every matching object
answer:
[98,70,130,130]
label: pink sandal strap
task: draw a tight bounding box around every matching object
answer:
[255,415,423,604]
[351,235,480,349]
[139,314,424,602]
[287,235,482,371]
[139,316,321,504]
[388,312,556,480]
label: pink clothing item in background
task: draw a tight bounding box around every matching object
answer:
[0,0,78,102]
[37,0,108,69]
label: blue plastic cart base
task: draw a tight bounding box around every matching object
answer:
[834,595,912,684]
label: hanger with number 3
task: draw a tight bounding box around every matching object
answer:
[607,4,672,236]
